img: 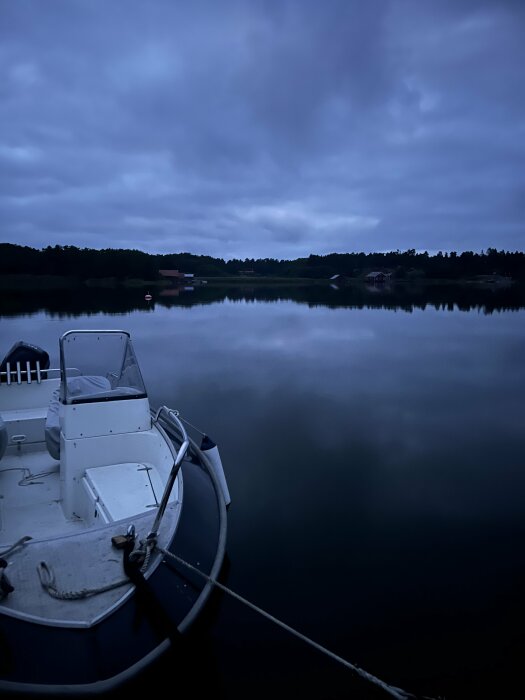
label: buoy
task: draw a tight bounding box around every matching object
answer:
[145,292,152,301]
[200,435,231,506]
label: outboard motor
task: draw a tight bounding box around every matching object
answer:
[0,341,50,381]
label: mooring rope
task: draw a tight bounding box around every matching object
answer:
[158,546,438,700]
[177,414,206,437]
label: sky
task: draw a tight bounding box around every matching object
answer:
[1,0,524,260]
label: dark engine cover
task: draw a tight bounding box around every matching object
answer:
[0,341,50,376]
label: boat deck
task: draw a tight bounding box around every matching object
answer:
[0,498,181,627]
[0,449,83,542]
[0,503,180,627]
[0,446,183,627]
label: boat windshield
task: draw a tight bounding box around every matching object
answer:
[59,331,147,404]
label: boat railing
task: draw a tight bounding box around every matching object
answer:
[0,362,61,386]
[148,406,190,540]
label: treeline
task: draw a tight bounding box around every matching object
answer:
[1,243,524,281]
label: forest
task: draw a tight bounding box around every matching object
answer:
[1,243,524,282]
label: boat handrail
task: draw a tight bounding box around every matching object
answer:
[59,329,131,340]
[148,406,190,540]
[0,363,61,386]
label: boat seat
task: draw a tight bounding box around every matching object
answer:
[44,375,112,460]
[0,414,7,460]
[65,375,112,400]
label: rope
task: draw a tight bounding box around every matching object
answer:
[36,539,155,601]
[158,547,438,700]
[0,466,56,486]
[37,561,129,600]
[0,535,32,558]
[140,540,154,571]
[18,469,56,486]
[178,414,206,437]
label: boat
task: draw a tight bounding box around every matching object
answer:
[144,293,152,301]
[0,330,229,696]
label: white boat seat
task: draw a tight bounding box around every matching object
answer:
[66,375,112,400]
[0,414,7,460]
[44,376,112,460]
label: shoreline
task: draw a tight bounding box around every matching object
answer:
[0,273,517,291]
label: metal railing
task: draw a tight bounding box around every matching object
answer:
[148,406,190,541]
[0,362,61,386]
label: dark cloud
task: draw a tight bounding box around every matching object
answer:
[0,0,524,258]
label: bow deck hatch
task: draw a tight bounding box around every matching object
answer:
[83,462,171,523]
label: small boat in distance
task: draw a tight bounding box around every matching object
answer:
[0,330,229,696]
[145,292,153,301]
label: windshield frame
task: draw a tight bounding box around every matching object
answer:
[59,329,148,405]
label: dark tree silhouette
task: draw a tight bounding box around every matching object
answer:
[0,243,524,282]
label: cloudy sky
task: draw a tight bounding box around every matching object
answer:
[1,0,524,259]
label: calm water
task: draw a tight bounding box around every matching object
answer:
[1,284,525,699]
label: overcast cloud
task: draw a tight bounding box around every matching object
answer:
[1,0,524,259]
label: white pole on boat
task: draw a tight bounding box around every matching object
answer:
[148,407,190,540]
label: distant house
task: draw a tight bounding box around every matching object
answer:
[158,269,194,285]
[238,269,255,276]
[329,273,351,286]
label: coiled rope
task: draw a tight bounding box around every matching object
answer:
[37,561,129,600]
[37,539,155,601]
[158,546,437,700]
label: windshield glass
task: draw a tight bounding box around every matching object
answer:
[59,331,147,404]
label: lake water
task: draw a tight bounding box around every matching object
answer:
[1,284,525,699]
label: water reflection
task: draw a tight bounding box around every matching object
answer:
[0,282,524,317]
[1,293,525,698]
